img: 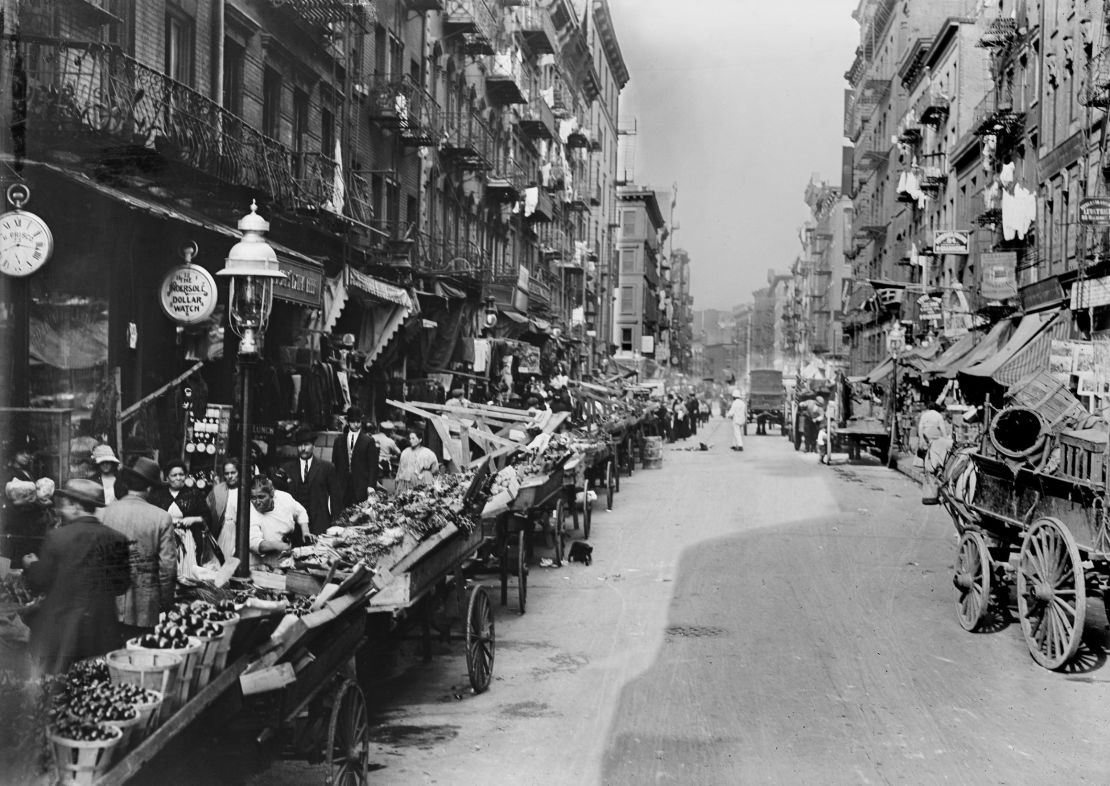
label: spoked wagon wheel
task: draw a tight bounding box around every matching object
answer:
[325,678,370,786]
[569,485,580,532]
[517,529,528,614]
[614,455,621,493]
[551,497,566,566]
[605,459,615,511]
[953,530,991,631]
[1017,517,1086,670]
[465,586,495,693]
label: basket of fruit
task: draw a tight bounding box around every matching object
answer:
[105,649,183,721]
[48,718,123,786]
[61,686,142,759]
[181,599,240,671]
[125,628,202,711]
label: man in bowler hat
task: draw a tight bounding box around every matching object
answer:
[332,406,379,507]
[283,428,342,535]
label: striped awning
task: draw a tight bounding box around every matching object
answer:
[949,317,1017,378]
[922,331,981,377]
[960,309,1067,385]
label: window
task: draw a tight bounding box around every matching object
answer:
[321,107,335,157]
[620,328,633,352]
[293,89,309,159]
[263,67,283,140]
[165,10,195,87]
[620,248,635,274]
[621,209,637,236]
[620,286,635,314]
[222,39,245,116]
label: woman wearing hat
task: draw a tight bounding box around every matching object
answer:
[90,444,121,506]
[22,479,131,673]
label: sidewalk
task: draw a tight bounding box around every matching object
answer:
[891,451,926,486]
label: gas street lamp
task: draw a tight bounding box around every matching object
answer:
[217,201,284,578]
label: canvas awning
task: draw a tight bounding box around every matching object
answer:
[922,331,981,377]
[948,317,1017,378]
[960,310,1066,385]
[864,357,893,384]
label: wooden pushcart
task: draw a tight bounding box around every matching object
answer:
[938,407,1110,671]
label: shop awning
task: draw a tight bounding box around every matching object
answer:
[39,162,326,307]
[921,331,981,377]
[864,357,893,384]
[960,310,1065,385]
[500,309,529,324]
[347,267,413,308]
[948,317,1017,378]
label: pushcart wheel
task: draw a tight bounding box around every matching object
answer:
[465,586,495,693]
[614,456,621,493]
[325,678,370,786]
[499,518,510,607]
[552,497,566,566]
[953,530,991,631]
[569,485,580,532]
[517,529,528,614]
[605,459,615,511]
[1017,517,1086,670]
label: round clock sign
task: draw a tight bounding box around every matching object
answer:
[159,264,218,325]
[0,185,54,278]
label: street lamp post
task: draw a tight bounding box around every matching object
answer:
[886,323,906,469]
[217,201,284,579]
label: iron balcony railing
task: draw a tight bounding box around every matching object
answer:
[18,39,304,206]
[529,268,554,305]
[417,232,490,278]
[516,0,557,55]
[486,155,527,201]
[444,0,498,55]
[487,49,528,105]
[266,0,368,34]
[536,224,568,258]
[552,81,575,118]
[529,187,555,221]
[441,106,493,169]
[365,74,441,147]
[516,93,556,140]
[291,151,373,225]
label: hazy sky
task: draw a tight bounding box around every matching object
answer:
[608,0,860,311]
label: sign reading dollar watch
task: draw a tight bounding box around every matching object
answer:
[159,264,218,325]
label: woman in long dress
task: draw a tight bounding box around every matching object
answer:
[394,430,440,494]
[149,459,213,577]
[206,458,241,565]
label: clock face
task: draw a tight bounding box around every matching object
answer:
[0,209,54,277]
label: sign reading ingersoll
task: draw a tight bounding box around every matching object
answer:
[159,264,218,325]
[932,230,971,255]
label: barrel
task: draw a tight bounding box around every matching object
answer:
[642,436,663,469]
[989,405,1047,460]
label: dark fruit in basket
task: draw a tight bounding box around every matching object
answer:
[52,717,119,742]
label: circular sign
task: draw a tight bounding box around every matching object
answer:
[159,264,218,325]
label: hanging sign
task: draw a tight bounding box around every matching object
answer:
[979,252,1018,301]
[159,264,218,325]
[917,295,942,322]
[932,230,970,255]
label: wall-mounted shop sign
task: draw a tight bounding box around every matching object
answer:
[917,296,942,322]
[273,258,324,308]
[980,252,1018,301]
[1079,197,1110,225]
[159,264,218,325]
[932,230,970,255]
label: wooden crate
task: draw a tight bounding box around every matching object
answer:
[1006,369,1087,430]
[1058,428,1108,486]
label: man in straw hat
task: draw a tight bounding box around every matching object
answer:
[22,479,130,673]
[102,457,176,638]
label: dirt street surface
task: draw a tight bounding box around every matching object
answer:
[190,418,1110,785]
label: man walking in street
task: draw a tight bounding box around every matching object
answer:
[284,428,342,536]
[333,406,379,507]
[102,457,176,641]
[726,390,747,452]
[22,479,131,673]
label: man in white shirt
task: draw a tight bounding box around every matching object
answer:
[725,391,747,452]
[249,475,311,570]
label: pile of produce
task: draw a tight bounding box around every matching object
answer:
[318,469,487,570]
[132,621,196,650]
[55,683,140,725]
[49,717,120,743]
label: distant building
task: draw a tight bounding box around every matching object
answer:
[614,185,667,359]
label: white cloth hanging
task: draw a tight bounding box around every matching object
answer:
[524,187,539,216]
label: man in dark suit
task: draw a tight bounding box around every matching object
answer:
[333,406,379,507]
[284,428,342,536]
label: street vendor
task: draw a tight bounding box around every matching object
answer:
[394,429,440,494]
[248,475,311,570]
[22,479,131,674]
